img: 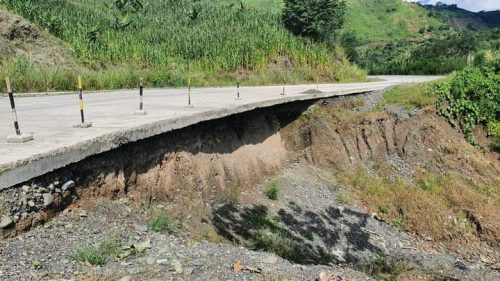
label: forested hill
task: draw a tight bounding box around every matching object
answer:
[342,0,500,75]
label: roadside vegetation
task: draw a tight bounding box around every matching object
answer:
[341,0,500,75]
[379,82,437,110]
[433,56,500,146]
[265,180,279,200]
[147,208,175,233]
[339,166,500,243]
[71,239,148,265]
[0,0,363,92]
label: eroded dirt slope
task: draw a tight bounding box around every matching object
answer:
[0,91,499,280]
[0,9,80,68]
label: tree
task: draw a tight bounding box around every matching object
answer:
[282,0,346,42]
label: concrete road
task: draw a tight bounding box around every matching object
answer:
[0,76,441,189]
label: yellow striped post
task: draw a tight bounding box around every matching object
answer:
[73,76,92,128]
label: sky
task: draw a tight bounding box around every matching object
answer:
[406,0,500,12]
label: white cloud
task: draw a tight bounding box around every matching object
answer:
[406,0,500,12]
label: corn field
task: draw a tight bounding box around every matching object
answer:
[0,0,364,91]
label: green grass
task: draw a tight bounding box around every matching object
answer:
[344,0,442,44]
[71,239,148,265]
[71,240,121,265]
[364,255,410,281]
[147,208,176,233]
[0,0,364,92]
[244,211,298,260]
[265,181,279,200]
[379,83,437,110]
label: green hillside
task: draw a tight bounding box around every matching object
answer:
[425,4,500,30]
[344,0,442,43]
[0,0,363,92]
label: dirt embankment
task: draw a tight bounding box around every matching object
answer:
[0,100,314,238]
[1,92,499,280]
[2,94,499,240]
[0,9,79,68]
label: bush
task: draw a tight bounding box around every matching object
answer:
[432,57,500,145]
[265,181,279,200]
[282,0,346,42]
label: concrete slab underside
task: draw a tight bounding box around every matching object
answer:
[0,76,441,189]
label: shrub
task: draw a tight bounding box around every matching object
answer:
[282,0,346,42]
[433,57,500,145]
[265,181,279,200]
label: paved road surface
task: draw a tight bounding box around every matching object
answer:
[0,76,441,189]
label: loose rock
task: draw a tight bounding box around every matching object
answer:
[0,216,13,229]
[61,181,75,191]
[42,193,54,207]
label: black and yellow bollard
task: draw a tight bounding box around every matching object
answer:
[73,76,92,128]
[134,78,147,115]
[235,81,241,100]
[5,77,34,143]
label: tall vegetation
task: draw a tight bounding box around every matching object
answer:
[431,56,500,145]
[353,29,500,75]
[0,0,364,92]
[282,0,346,42]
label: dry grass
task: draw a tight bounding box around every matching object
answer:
[339,166,500,244]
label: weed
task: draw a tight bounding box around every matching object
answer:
[337,193,350,204]
[147,209,174,233]
[33,260,43,270]
[378,204,390,214]
[251,228,297,259]
[391,217,404,228]
[364,255,410,281]
[265,181,279,200]
[71,240,121,265]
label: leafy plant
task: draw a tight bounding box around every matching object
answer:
[433,57,499,145]
[265,181,279,200]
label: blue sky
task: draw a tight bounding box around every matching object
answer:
[406,0,500,12]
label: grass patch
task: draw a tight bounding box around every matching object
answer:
[337,193,351,204]
[244,212,299,260]
[71,240,121,266]
[339,166,500,242]
[379,83,437,110]
[364,255,411,281]
[265,181,279,200]
[147,209,174,233]
[215,185,241,205]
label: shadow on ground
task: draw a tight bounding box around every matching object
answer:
[213,201,383,265]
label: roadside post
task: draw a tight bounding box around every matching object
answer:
[73,76,92,128]
[281,77,286,96]
[316,75,319,93]
[187,76,192,107]
[134,78,147,115]
[5,77,34,143]
[236,81,241,100]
